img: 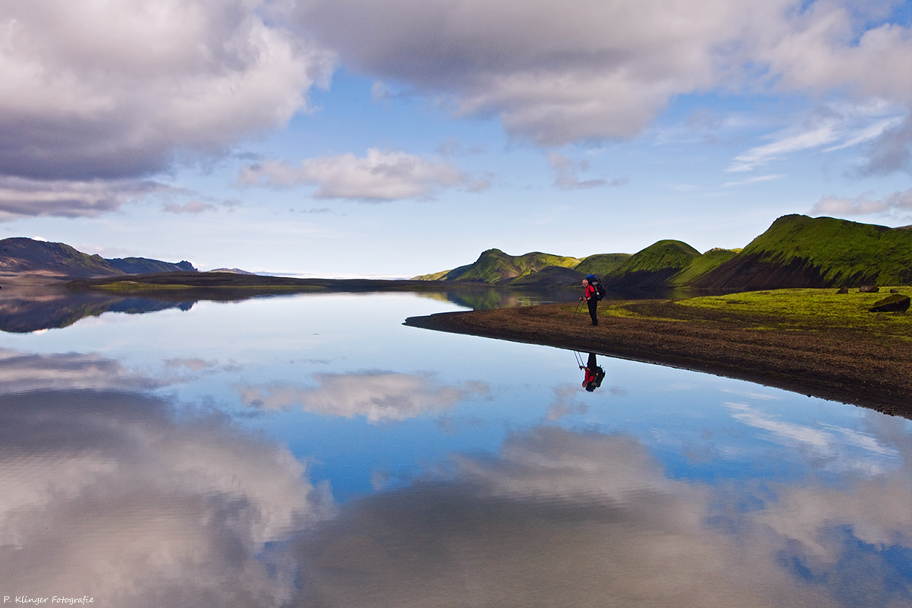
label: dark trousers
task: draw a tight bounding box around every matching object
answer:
[587,298,598,325]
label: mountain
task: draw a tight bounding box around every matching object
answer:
[694,215,912,290]
[416,248,582,284]
[670,248,740,286]
[0,238,196,278]
[573,253,631,276]
[415,215,912,291]
[107,257,196,274]
[602,240,701,288]
[415,243,735,290]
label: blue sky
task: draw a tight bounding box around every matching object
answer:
[1,0,911,277]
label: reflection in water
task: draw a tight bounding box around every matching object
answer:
[578,351,606,392]
[0,293,910,607]
[0,349,163,393]
[0,388,331,607]
[238,372,489,423]
[297,426,910,608]
[0,284,582,334]
[0,288,193,333]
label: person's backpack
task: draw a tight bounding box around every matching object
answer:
[586,274,606,301]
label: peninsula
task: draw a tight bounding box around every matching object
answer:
[405,289,912,419]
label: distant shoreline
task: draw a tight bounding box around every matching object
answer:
[404,300,912,419]
[62,271,502,299]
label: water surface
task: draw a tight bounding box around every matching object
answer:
[1,292,909,607]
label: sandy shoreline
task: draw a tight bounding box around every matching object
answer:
[405,302,912,419]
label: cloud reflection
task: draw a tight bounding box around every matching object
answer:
[238,372,489,423]
[294,425,911,608]
[726,401,901,474]
[0,389,331,607]
[0,349,162,394]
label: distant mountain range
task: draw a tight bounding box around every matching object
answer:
[415,215,912,291]
[0,238,195,278]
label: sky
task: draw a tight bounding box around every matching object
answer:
[1,0,912,278]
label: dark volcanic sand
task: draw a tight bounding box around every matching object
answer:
[405,302,912,419]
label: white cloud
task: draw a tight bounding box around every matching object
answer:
[238,149,465,200]
[294,0,745,145]
[294,0,912,148]
[760,2,912,103]
[728,124,840,172]
[728,104,907,172]
[0,176,167,221]
[812,188,912,215]
[0,0,335,181]
[238,371,488,422]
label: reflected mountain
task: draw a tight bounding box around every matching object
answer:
[0,286,195,333]
[0,278,597,333]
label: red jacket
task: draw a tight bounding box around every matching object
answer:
[584,284,597,300]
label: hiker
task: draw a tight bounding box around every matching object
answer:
[580,352,605,392]
[580,278,598,326]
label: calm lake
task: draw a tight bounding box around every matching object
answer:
[1,290,910,607]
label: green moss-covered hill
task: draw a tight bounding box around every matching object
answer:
[694,215,912,290]
[413,248,582,284]
[573,253,631,276]
[603,240,700,288]
[415,215,912,291]
[415,242,738,290]
[0,237,196,278]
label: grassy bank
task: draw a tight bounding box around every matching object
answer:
[610,287,912,334]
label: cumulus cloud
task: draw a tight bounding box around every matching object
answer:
[238,371,488,422]
[237,149,465,200]
[812,187,912,215]
[0,388,331,607]
[0,176,167,221]
[293,0,912,148]
[293,0,741,145]
[759,2,912,104]
[0,0,335,182]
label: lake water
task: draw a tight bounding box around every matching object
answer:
[1,291,910,607]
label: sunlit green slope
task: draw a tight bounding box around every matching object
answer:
[696,215,912,289]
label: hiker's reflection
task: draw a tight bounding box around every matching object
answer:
[580,353,606,392]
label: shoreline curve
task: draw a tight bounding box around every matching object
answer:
[405,303,912,420]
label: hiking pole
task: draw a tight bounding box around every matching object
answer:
[573,350,584,368]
